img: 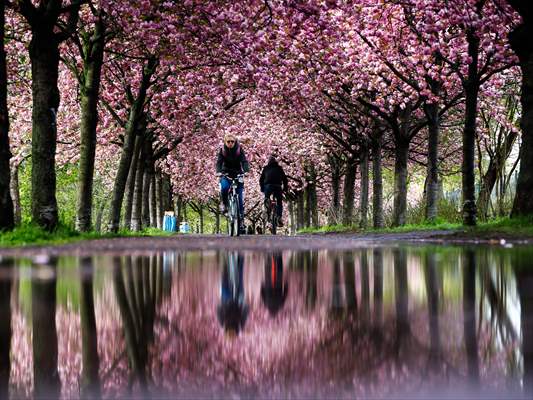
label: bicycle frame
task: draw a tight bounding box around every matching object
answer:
[223,174,244,236]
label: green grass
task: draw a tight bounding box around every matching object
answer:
[297,216,533,238]
[0,224,175,248]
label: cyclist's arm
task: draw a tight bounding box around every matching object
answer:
[281,169,289,193]
[259,169,265,192]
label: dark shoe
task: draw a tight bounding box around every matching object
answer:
[277,219,283,227]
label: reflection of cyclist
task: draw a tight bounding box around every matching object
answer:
[216,135,249,224]
[259,155,288,227]
[217,252,249,335]
[260,252,288,316]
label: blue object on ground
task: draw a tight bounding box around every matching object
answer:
[163,215,177,232]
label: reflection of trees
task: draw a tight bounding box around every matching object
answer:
[304,251,317,310]
[79,256,100,398]
[0,258,12,398]
[514,251,533,394]
[424,253,441,370]
[330,253,344,317]
[394,248,410,354]
[360,251,370,321]
[342,251,357,313]
[373,248,383,332]
[32,257,60,398]
[113,254,163,393]
[462,249,479,385]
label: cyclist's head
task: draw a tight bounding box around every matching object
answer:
[224,134,237,149]
[268,154,278,165]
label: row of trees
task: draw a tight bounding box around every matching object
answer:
[0,1,532,234]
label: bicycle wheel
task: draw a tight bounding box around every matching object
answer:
[270,200,277,235]
[228,196,237,236]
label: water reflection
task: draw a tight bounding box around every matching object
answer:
[217,252,248,335]
[1,246,533,398]
[260,252,288,317]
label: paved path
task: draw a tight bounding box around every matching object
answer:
[1,229,520,257]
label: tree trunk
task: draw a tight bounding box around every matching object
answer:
[342,157,357,225]
[0,2,13,231]
[215,208,220,234]
[10,160,22,226]
[75,16,105,232]
[107,58,157,232]
[149,173,157,228]
[343,252,357,313]
[131,143,145,232]
[359,143,369,228]
[175,195,182,227]
[360,250,370,321]
[94,200,105,232]
[79,257,100,398]
[297,191,305,230]
[510,20,533,217]
[373,248,383,329]
[393,136,410,226]
[0,258,12,398]
[425,101,440,222]
[328,155,341,225]
[155,172,163,229]
[199,205,204,234]
[124,133,143,229]
[32,258,60,398]
[394,248,410,349]
[29,27,61,230]
[142,143,153,228]
[462,30,481,226]
[372,133,384,228]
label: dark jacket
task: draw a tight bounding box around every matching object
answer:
[259,159,288,192]
[216,142,249,177]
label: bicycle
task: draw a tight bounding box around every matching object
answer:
[264,193,280,235]
[223,173,245,237]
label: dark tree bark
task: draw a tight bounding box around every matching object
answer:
[0,258,12,398]
[463,249,479,385]
[141,144,154,228]
[155,172,163,229]
[32,258,60,398]
[372,133,384,228]
[296,191,305,230]
[79,257,100,398]
[75,14,106,232]
[131,142,145,232]
[0,1,13,231]
[509,4,533,217]
[342,157,357,225]
[17,1,82,230]
[149,173,157,228]
[305,251,318,309]
[107,58,157,232]
[307,165,319,227]
[124,133,143,229]
[425,101,440,222]
[393,134,410,226]
[462,30,481,226]
[328,155,342,225]
[359,143,370,228]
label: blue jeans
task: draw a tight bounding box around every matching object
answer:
[220,176,244,217]
[264,184,283,217]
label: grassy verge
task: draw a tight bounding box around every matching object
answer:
[0,224,175,248]
[298,216,533,238]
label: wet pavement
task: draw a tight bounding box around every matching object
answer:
[1,236,533,398]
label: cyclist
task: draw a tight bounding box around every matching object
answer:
[216,134,249,231]
[259,154,288,227]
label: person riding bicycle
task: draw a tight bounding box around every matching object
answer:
[216,134,249,230]
[259,154,288,227]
